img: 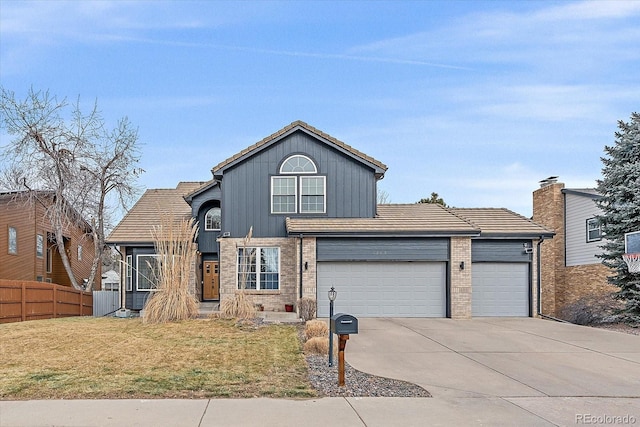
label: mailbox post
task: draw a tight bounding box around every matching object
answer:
[328,287,337,367]
[330,313,358,387]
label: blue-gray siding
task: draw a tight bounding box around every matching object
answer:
[317,238,449,262]
[471,240,532,263]
[220,131,378,238]
[190,185,222,254]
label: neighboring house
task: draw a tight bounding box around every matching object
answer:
[101,269,120,291]
[107,121,553,318]
[0,191,99,288]
[532,177,615,317]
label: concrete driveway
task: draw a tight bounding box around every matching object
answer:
[346,317,640,425]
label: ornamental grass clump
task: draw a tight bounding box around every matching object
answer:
[142,214,199,323]
[305,319,328,340]
[220,227,256,320]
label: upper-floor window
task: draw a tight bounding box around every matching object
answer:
[279,155,317,174]
[586,217,602,242]
[205,206,221,231]
[8,226,17,255]
[36,234,44,258]
[271,155,325,214]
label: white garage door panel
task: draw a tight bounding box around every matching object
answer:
[317,262,446,318]
[472,263,529,317]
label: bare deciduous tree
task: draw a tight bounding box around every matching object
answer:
[0,87,143,291]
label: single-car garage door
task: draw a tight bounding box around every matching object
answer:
[472,263,529,317]
[317,262,446,318]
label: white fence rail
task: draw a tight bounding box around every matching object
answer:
[93,290,119,317]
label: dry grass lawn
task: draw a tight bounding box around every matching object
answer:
[0,317,316,399]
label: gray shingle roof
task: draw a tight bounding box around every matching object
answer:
[106,182,206,245]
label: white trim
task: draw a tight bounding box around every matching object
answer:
[136,254,160,291]
[236,247,280,290]
[279,154,317,174]
[204,207,221,231]
[586,217,602,243]
[125,255,133,291]
[271,176,297,214]
[300,176,326,214]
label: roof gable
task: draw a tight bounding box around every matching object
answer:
[211,121,387,178]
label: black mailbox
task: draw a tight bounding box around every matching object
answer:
[330,313,358,335]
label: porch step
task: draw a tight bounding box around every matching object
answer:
[197,302,300,323]
[198,302,219,318]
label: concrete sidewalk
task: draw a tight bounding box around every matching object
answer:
[2,396,639,426]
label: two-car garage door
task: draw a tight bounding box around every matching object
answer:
[317,262,446,318]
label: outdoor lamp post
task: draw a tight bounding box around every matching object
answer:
[328,286,337,367]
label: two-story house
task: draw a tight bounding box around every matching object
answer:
[532,177,615,317]
[108,121,553,318]
[0,191,99,288]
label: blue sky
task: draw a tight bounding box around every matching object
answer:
[1,0,639,218]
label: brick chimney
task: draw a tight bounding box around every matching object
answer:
[532,177,565,316]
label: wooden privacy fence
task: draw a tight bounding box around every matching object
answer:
[0,280,93,324]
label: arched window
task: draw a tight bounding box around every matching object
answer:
[272,155,325,214]
[205,207,221,231]
[279,155,317,174]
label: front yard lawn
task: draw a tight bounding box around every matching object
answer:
[0,317,316,399]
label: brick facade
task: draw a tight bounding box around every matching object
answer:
[218,237,299,312]
[299,236,317,301]
[533,182,614,317]
[450,237,472,319]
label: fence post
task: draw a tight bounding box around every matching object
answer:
[21,281,26,322]
[53,284,58,319]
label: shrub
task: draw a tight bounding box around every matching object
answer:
[220,293,256,320]
[298,297,317,321]
[142,215,199,323]
[558,293,623,325]
[303,336,330,355]
[305,319,328,340]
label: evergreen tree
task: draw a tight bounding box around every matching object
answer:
[596,112,640,323]
[418,192,448,207]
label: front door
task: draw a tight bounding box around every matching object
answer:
[203,261,220,300]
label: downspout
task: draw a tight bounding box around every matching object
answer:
[536,236,571,323]
[536,237,544,316]
[299,234,304,300]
